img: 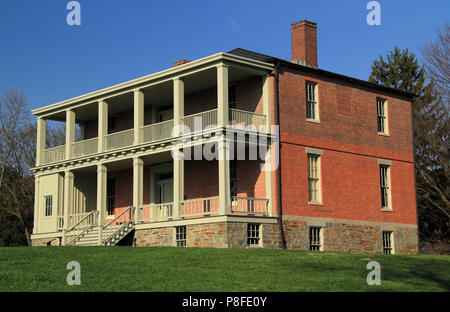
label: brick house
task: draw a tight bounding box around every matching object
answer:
[31,20,418,254]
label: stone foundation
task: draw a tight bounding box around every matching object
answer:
[31,236,61,246]
[134,217,419,254]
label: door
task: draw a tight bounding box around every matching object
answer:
[157,179,173,217]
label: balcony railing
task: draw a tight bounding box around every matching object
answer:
[231,196,269,216]
[106,128,134,150]
[181,196,220,218]
[182,109,218,134]
[72,137,98,158]
[38,109,267,166]
[229,109,266,130]
[141,119,174,143]
[139,203,173,223]
[41,145,66,164]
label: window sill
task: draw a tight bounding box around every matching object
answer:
[381,208,393,212]
[378,132,390,137]
[306,118,320,124]
[308,201,323,206]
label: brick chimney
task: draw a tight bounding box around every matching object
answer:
[291,20,317,68]
[173,59,190,67]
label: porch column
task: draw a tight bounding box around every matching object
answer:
[262,74,272,133]
[173,77,184,135]
[217,64,229,127]
[36,117,46,166]
[173,149,184,220]
[33,175,40,234]
[62,170,74,245]
[98,100,108,153]
[134,89,144,145]
[133,157,144,223]
[65,110,75,160]
[97,164,107,245]
[265,145,275,216]
[218,138,231,215]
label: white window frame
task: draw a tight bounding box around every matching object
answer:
[44,195,53,217]
[247,223,261,247]
[306,81,319,122]
[377,98,389,135]
[379,164,392,210]
[382,231,394,254]
[175,226,187,247]
[307,153,322,204]
[309,226,323,251]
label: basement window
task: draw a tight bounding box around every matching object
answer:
[382,231,394,254]
[306,81,319,121]
[176,226,187,247]
[309,227,323,251]
[247,223,261,246]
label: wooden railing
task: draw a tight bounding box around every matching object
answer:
[139,203,173,222]
[182,109,218,134]
[231,196,268,216]
[41,145,66,164]
[72,137,98,158]
[141,119,174,143]
[102,206,135,245]
[66,210,99,246]
[229,109,266,131]
[105,129,134,150]
[181,196,220,218]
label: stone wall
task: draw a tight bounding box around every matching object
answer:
[32,237,61,246]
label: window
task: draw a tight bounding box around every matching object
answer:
[44,196,53,217]
[176,226,187,247]
[377,98,388,134]
[230,159,237,198]
[229,85,236,109]
[247,224,261,246]
[108,116,116,134]
[306,81,318,121]
[380,165,391,209]
[382,231,394,254]
[107,177,115,215]
[309,227,323,251]
[308,154,321,203]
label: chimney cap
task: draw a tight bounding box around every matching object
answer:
[173,59,191,67]
[291,20,317,28]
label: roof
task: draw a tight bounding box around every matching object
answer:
[228,48,416,99]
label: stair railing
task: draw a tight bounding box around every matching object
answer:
[66,210,99,246]
[101,206,135,245]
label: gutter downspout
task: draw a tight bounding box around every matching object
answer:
[274,62,287,250]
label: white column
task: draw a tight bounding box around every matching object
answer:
[262,74,272,133]
[134,89,144,145]
[133,157,144,223]
[97,164,107,245]
[65,110,75,160]
[173,150,184,220]
[265,145,274,216]
[217,64,229,127]
[173,78,184,135]
[98,100,108,153]
[36,117,46,166]
[33,175,40,234]
[62,170,74,245]
[218,138,231,215]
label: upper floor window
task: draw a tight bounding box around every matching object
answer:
[308,154,322,203]
[108,116,116,134]
[44,195,53,217]
[380,165,391,210]
[377,98,388,134]
[229,85,236,109]
[306,81,319,121]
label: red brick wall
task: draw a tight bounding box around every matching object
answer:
[276,65,417,225]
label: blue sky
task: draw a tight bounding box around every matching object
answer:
[0,0,448,112]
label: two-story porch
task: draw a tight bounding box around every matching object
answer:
[31,53,278,247]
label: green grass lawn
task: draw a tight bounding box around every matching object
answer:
[0,246,448,292]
